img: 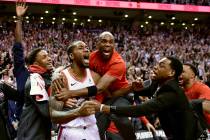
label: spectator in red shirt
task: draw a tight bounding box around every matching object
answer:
[179,63,210,131]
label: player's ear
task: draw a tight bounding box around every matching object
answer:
[69,53,73,60]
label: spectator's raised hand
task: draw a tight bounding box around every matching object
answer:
[16,0,28,17]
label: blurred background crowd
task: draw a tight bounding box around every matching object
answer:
[0,21,209,84]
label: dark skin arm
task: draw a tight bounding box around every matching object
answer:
[97,91,177,117]
[49,97,97,124]
[54,72,117,101]
[202,100,210,114]
[15,0,28,43]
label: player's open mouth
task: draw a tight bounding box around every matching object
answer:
[103,50,110,56]
[83,55,89,64]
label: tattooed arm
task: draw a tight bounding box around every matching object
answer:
[49,99,97,124]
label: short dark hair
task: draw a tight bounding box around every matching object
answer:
[167,56,183,80]
[27,48,43,65]
[67,41,81,55]
[184,63,198,76]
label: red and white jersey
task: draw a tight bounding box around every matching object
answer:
[61,68,96,127]
[30,73,49,102]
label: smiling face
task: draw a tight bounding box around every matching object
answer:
[97,32,115,61]
[34,50,53,70]
[151,57,175,81]
[179,65,195,86]
[70,41,90,68]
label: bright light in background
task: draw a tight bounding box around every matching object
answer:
[52,17,56,20]
[182,23,186,26]
[13,16,16,19]
[170,22,174,25]
[148,15,152,19]
[171,17,175,20]
[194,18,198,21]
[25,16,29,19]
[87,19,91,22]
[73,22,76,26]
[145,21,149,24]
[62,18,66,21]
[124,14,128,18]
[160,22,164,25]
[52,21,55,24]
[73,12,77,15]
[80,22,84,26]
[26,20,29,23]
[140,25,144,28]
[62,22,64,24]
[98,19,102,23]
[45,10,49,14]
[191,23,195,26]
[14,20,17,23]
[74,18,78,21]
[40,17,43,20]
[185,27,188,29]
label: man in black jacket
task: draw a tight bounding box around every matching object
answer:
[0,82,23,140]
[94,57,203,140]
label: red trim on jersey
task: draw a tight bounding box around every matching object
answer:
[58,126,63,140]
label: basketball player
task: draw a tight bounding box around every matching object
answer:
[55,41,101,140]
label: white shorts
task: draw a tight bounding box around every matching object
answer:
[58,124,100,140]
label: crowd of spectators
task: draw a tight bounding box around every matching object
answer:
[0,21,209,84]
[0,19,209,139]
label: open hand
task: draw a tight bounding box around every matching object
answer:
[55,88,71,101]
[16,0,28,17]
[64,98,77,108]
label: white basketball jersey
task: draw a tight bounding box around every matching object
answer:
[61,68,96,127]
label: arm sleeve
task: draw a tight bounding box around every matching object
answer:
[197,85,210,100]
[29,74,50,119]
[30,74,49,102]
[111,92,177,117]
[34,100,50,119]
[140,116,149,125]
[0,82,23,101]
[12,42,26,77]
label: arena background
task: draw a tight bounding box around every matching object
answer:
[0,0,209,139]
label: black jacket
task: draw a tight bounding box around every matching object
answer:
[17,72,51,140]
[0,82,23,140]
[111,79,201,140]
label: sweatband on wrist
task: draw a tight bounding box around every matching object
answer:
[100,104,104,112]
[87,86,97,97]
